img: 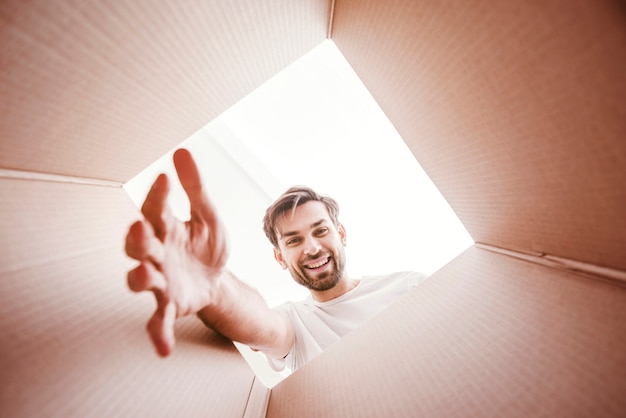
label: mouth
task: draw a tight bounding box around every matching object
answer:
[304,256,331,271]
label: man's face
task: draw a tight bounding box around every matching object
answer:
[273,201,347,292]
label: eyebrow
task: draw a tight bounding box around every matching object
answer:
[280,219,327,239]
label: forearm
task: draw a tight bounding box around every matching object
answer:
[196,270,292,358]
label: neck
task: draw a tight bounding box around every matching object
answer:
[310,276,360,302]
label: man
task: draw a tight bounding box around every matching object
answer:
[125,149,425,371]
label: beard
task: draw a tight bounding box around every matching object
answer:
[288,247,347,292]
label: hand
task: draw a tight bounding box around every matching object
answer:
[125,149,229,356]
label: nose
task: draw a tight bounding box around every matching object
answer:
[303,236,322,256]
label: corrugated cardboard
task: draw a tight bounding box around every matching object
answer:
[331,0,626,271]
[1,0,625,417]
[0,0,328,181]
[0,179,258,417]
[268,246,626,417]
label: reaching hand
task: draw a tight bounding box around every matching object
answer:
[125,149,229,356]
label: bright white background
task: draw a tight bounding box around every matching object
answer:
[124,40,472,386]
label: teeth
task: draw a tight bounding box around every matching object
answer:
[307,258,329,269]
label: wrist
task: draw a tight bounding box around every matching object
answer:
[195,268,230,318]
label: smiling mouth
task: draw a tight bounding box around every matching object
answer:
[304,257,330,269]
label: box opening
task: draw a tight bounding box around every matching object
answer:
[123,39,472,387]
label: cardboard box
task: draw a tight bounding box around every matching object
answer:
[1,0,625,416]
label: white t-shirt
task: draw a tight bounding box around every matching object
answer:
[268,271,427,372]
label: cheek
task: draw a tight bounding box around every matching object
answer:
[282,250,300,266]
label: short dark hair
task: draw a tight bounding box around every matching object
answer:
[263,186,340,248]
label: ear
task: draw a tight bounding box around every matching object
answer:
[273,247,288,269]
[338,223,347,246]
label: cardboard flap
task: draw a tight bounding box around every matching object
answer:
[0,0,329,181]
[0,180,259,416]
[268,246,626,417]
[331,0,626,271]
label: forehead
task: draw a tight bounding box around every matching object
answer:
[276,201,331,235]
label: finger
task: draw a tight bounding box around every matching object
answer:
[147,301,177,357]
[141,173,173,241]
[173,148,218,224]
[127,262,167,293]
[125,220,165,263]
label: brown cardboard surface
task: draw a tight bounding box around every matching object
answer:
[0,253,256,417]
[331,0,626,271]
[0,180,258,416]
[0,178,134,274]
[268,246,626,417]
[0,0,329,181]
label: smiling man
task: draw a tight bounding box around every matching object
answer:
[125,149,426,371]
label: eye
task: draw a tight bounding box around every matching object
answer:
[314,227,329,236]
[286,237,301,246]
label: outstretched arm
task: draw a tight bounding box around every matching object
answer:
[125,148,293,359]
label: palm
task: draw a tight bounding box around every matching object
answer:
[160,211,228,317]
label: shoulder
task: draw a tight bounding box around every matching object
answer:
[362,271,428,288]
